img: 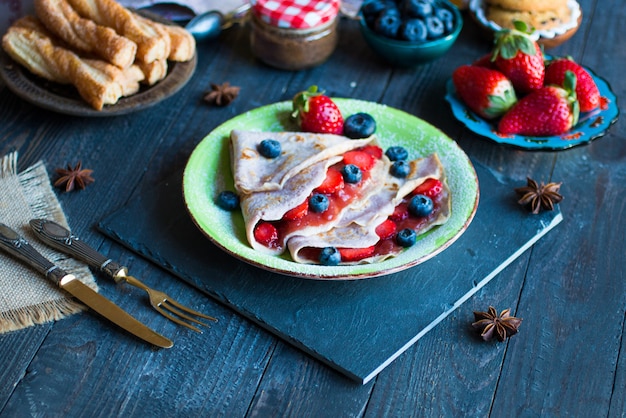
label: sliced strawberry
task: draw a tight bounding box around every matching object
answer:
[343,150,376,171]
[283,200,309,220]
[361,145,383,159]
[338,246,376,262]
[375,219,397,240]
[314,167,344,194]
[390,203,409,222]
[253,222,278,247]
[412,178,443,198]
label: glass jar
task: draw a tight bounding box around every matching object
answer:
[249,0,340,71]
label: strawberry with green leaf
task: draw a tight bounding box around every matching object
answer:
[452,65,517,119]
[292,85,344,134]
[545,57,600,112]
[492,21,544,94]
[498,70,580,136]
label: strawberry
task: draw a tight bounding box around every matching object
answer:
[314,167,344,194]
[338,246,376,262]
[412,178,443,198]
[390,203,409,222]
[254,222,279,247]
[452,65,517,119]
[375,219,397,240]
[283,200,309,220]
[292,85,344,134]
[545,58,600,112]
[343,150,376,171]
[492,21,544,94]
[498,70,580,136]
[361,145,383,159]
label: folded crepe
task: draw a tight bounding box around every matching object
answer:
[229,130,451,264]
[288,153,450,264]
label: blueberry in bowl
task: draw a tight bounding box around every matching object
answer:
[359,0,463,67]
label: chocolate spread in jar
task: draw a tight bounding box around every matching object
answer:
[249,0,340,71]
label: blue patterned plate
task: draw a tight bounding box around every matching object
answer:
[445,65,619,150]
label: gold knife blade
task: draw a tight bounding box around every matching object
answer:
[0,223,173,348]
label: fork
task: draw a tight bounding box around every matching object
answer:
[29,219,217,332]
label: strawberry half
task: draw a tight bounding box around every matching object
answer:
[412,178,443,198]
[314,167,344,194]
[545,58,600,112]
[452,65,517,119]
[375,219,397,240]
[338,246,376,262]
[498,70,580,136]
[283,200,309,220]
[292,85,344,134]
[343,150,376,171]
[254,222,279,247]
[492,21,545,94]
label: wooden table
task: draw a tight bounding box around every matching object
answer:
[1,0,625,415]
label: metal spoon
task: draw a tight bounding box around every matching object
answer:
[185,3,251,41]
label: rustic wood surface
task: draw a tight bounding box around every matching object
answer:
[1,0,624,415]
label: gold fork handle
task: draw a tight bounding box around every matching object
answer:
[29,219,127,283]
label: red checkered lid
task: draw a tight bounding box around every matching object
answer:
[252,0,340,29]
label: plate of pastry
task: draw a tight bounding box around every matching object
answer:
[183,99,480,280]
[445,65,620,150]
[469,0,582,49]
[0,6,196,117]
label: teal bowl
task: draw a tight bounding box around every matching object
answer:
[359,1,463,67]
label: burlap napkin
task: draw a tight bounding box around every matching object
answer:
[0,152,97,334]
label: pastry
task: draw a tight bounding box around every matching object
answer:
[485,0,572,31]
[230,130,450,265]
[2,16,144,110]
[34,0,137,69]
[65,0,171,63]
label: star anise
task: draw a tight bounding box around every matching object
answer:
[515,177,563,214]
[54,161,94,192]
[203,82,240,106]
[472,306,522,342]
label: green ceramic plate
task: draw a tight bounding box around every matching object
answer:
[183,99,479,280]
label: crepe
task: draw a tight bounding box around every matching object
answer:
[288,154,450,264]
[229,130,451,264]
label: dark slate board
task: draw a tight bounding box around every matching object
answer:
[98,162,561,384]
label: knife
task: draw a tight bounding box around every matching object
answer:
[0,223,173,349]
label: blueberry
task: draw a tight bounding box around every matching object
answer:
[385,145,408,161]
[425,15,445,39]
[217,190,239,211]
[258,139,281,158]
[374,10,402,38]
[343,112,377,139]
[402,0,433,19]
[435,7,454,33]
[398,18,427,42]
[396,228,417,247]
[341,164,362,184]
[309,193,330,213]
[390,160,411,178]
[319,247,341,265]
[409,194,434,217]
